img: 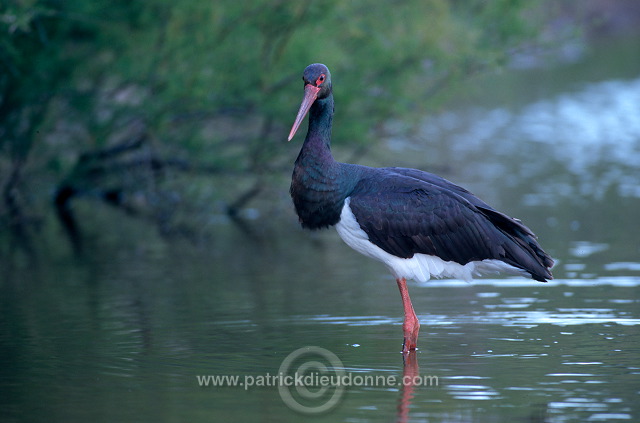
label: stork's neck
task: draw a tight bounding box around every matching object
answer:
[292,92,352,229]
[300,93,334,162]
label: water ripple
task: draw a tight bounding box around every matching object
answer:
[415,276,640,288]
[280,308,640,328]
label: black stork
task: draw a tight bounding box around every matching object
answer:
[288,63,553,354]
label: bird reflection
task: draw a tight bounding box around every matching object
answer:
[396,352,419,423]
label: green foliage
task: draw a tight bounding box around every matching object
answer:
[0,0,545,241]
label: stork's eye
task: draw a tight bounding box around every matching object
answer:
[316,74,326,86]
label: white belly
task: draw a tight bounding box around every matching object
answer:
[335,197,524,283]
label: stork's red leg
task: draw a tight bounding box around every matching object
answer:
[396,277,420,353]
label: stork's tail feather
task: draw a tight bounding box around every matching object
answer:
[479,206,554,282]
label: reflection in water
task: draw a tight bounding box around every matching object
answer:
[446,383,500,401]
[569,241,610,258]
[399,76,640,203]
[396,353,419,423]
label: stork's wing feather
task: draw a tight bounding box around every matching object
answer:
[348,170,553,281]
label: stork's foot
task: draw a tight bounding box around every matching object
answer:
[401,313,420,354]
[402,338,416,354]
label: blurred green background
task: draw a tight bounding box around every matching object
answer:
[1,0,607,256]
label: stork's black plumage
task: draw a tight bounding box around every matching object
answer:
[288,63,553,353]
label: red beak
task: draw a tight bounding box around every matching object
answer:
[288,84,321,141]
